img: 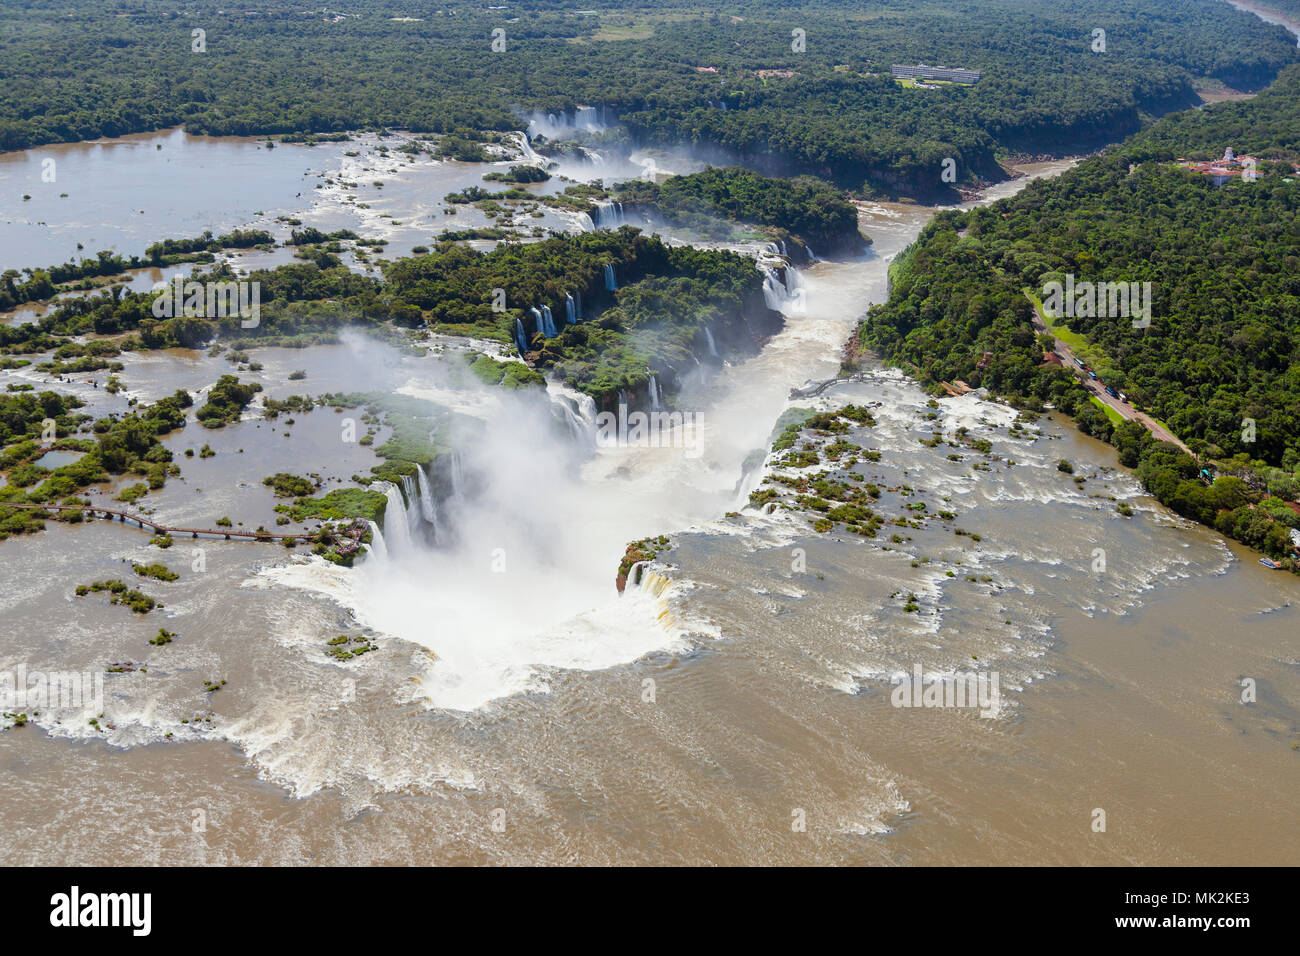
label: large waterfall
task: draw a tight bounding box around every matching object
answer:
[605,264,617,291]
[760,261,803,312]
[383,483,415,555]
[575,212,596,232]
[416,464,438,532]
[594,202,625,228]
[365,520,388,562]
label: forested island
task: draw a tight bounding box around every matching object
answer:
[613,167,867,256]
[1,229,776,412]
[850,65,1300,569]
[4,0,1299,196]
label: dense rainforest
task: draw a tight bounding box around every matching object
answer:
[851,65,1300,568]
[2,0,1298,195]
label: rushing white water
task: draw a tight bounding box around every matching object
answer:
[515,317,529,352]
[541,305,557,336]
[648,374,662,411]
[365,521,389,562]
[383,484,415,556]
[416,464,438,527]
[594,201,625,228]
[565,293,577,324]
[605,263,617,290]
[575,212,596,232]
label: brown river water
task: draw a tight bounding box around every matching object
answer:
[0,108,1296,864]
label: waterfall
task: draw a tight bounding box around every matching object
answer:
[541,305,557,336]
[416,464,437,526]
[530,306,546,338]
[806,244,817,261]
[365,521,388,562]
[514,131,543,167]
[779,239,788,257]
[575,105,598,129]
[400,474,421,538]
[575,212,596,232]
[604,263,617,291]
[565,293,577,324]
[761,265,786,311]
[594,202,625,228]
[383,483,414,555]
[515,317,529,353]
[648,374,661,411]
[617,387,630,410]
[704,325,719,358]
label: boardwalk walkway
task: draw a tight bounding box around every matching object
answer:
[1,502,302,541]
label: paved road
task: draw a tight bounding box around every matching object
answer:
[1027,297,1194,456]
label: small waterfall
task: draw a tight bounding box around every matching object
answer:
[515,317,528,352]
[617,387,630,410]
[648,374,662,411]
[806,244,818,261]
[541,305,557,336]
[383,483,414,555]
[575,105,598,129]
[565,293,577,324]
[604,263,617,291]
[365,521,389,562]
[530,306,546,338]
[704,325,719,358]
[779,239,788,257]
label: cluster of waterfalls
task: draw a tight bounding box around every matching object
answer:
[513,291,587,352]
[366,453,467,561]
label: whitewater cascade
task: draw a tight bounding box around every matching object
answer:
[515,317,529,352]
[575,212,596,232]
[605,264,618,291]
[416,464,438,534]
[565,294,577,324]
[530,307,547,339]
[648,374,662,411]
[594,202,625,228]
[575,105,598,129]
[383,484,415,556]
[704,325,719,358]
[513,131,545,167]
[542,305,558,336]
[760,261,803,312]
[365,521,389,562]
